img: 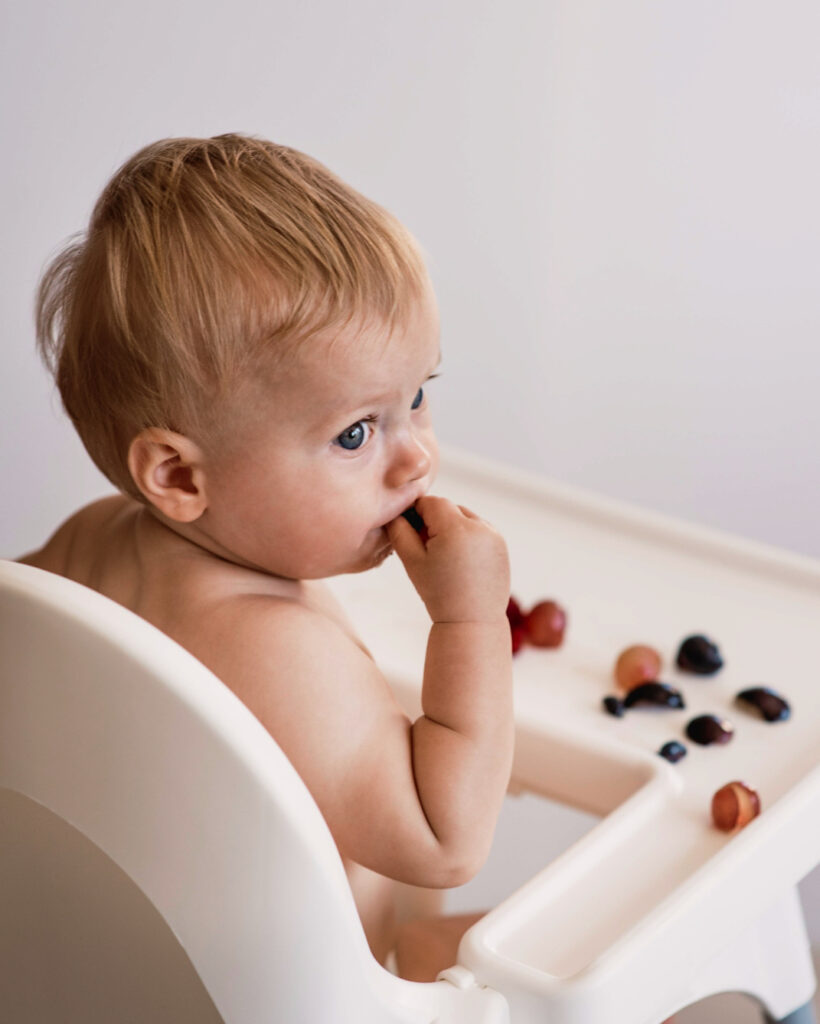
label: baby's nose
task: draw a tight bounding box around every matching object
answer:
[386,433,433,488]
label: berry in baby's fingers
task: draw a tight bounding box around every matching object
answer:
[511,623,527,655]
[524,600,566,648]
[401,506,429,543]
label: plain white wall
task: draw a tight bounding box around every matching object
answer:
[2,0,818,946]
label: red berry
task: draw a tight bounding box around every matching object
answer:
[506,596,525,629]
[711,781,760,832]
[614,644,662,693]
[511,623,527,655]
[524,600,566,648]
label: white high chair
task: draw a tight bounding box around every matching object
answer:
[0,559,506,1024]
[3,433,819,1024]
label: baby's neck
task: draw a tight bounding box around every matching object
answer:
[141,505,304,588]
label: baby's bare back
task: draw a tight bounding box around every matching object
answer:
[19,494,402,960]
[20,494,514,976]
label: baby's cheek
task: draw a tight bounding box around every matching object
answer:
[427,437,441,485]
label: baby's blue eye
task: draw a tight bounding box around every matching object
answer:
[411,387,424,410]
[336,422,368,450]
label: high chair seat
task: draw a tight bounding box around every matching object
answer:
[0,559,507,1024]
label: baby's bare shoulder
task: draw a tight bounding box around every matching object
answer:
[190,588,406,786]
[191,588,383,703]
[191,588,455,880]
[17,494,133,572]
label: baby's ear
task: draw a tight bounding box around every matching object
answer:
[127,428,208,523]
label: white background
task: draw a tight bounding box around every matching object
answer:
[2,0,818,963]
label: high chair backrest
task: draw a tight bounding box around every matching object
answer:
[0,560,506,1024]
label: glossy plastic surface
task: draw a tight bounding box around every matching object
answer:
[0,558,506,1024]
[328,445,820,1023]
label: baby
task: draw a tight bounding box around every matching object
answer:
[18,133,514,981]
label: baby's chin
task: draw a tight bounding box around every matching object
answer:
[339,536,394,575]
[371,543,394,567]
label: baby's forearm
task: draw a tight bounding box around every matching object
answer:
[410,618,514,885]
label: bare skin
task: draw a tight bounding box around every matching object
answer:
[395,911,485,981]
[18,291,514,979]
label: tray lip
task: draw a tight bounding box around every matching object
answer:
[437,444,820,590]
[434,447,820,989]
[463,762,820,994]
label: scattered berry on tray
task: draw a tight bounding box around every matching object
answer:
[623,682,685,710]
[686,714,734,745]
[711,781,760,832]
[506,597,527,655]
[511,623,527,654]
[614,644,662,692]
[659,740,687,763]
[524,600,567,648]
[506,597,525,628]
[603,695,625,717]
[676,634,723,675]
[736,687,791,723]
[506,595,567,655]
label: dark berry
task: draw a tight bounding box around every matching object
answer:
[603,695,625,717]
[659,740,687,763]
[511,623,527,655]
[686,714,734,745]
[401,506,429,543]
[623,682,685,710]
[676,635,723,675]
[736,687,790,723]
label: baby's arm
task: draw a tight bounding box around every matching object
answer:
[200,497,513,888]
[386,497,514,882]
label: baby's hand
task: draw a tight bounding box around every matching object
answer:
[385,496,510,623]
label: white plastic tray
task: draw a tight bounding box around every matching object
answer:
[327,445,820,1020]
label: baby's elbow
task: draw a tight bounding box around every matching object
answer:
[428,844,488,889]
[441,860,481,889]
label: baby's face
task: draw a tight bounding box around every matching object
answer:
[199,288,441,579]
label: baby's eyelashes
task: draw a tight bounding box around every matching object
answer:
[333,380,437,452]
[335,415,376,451]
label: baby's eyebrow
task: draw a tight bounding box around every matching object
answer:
[317,351,442,428]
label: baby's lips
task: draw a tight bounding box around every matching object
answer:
[401,506,429,543]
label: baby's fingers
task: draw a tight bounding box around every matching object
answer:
[385,511,427,555]
[412,495,463,534]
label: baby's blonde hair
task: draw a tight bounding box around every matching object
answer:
[36,133,429,497]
